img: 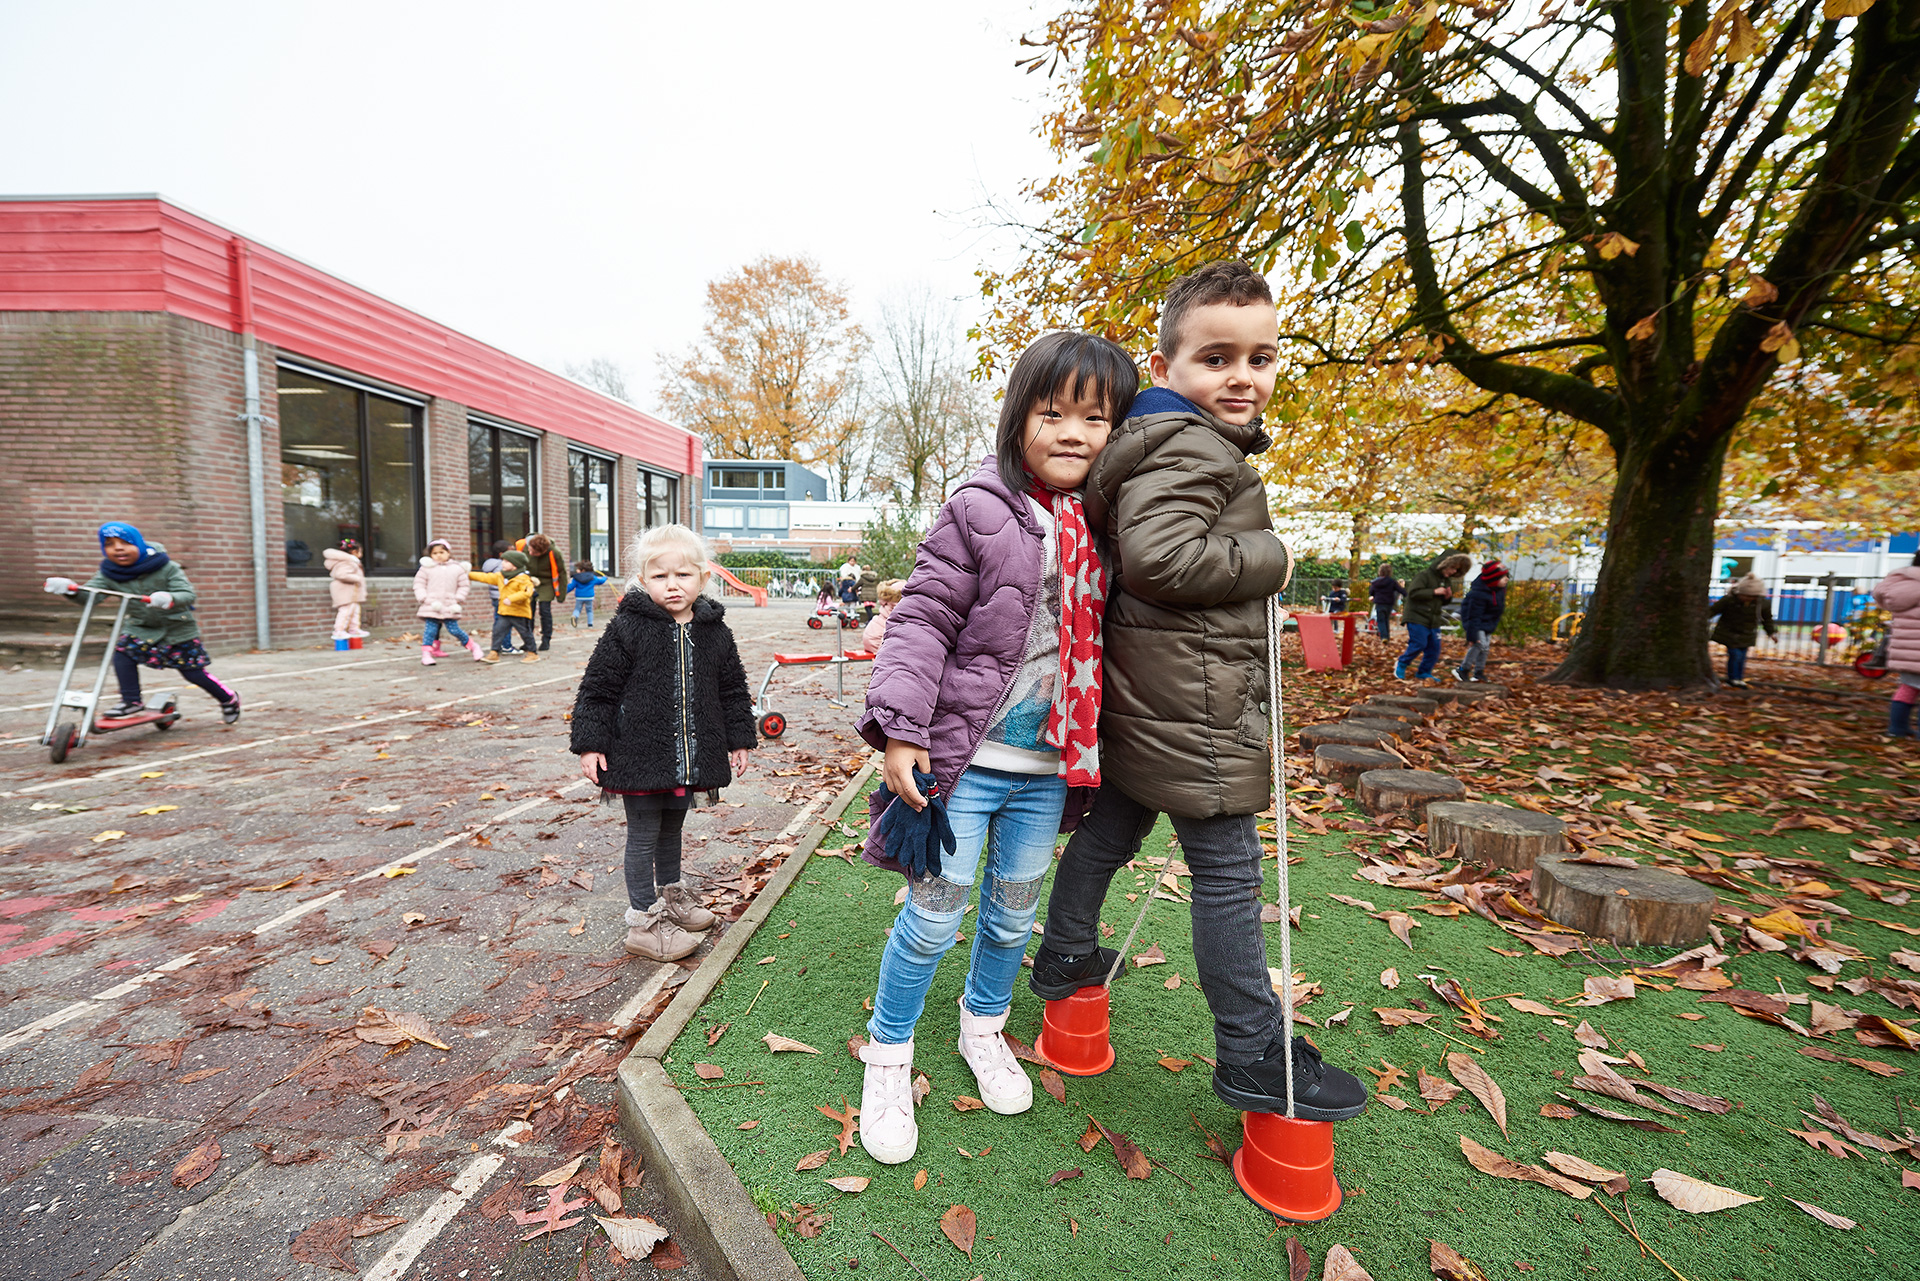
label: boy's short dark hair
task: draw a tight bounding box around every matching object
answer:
[1157,261,1274,359]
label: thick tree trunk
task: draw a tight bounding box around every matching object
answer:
[1552,423,1730,689]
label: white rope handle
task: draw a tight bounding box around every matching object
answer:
[1266,593,1295,1119]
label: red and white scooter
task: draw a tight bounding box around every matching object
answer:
[40,584,181,763]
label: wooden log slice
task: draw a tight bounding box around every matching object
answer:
[1344,717,1413,740]
[1427,801,1565,870]
[1370,695,1439,717]
[1355,768,1466,816]
[1449,685,1509,702]
[1532,853,1715,948]
[1347,703,1422,726]
[1312,744,1402,786]
[1297,722,1399,752]
[1419,687,1460,705]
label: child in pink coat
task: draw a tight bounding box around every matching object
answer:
[324,540,368,640]
[413,538,486,664]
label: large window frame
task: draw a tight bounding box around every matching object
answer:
[278,364,425,576]
[568,447,616,575]
[469,416,541,562]
[640,468,679,532]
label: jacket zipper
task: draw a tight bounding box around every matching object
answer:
[679,623,695,787]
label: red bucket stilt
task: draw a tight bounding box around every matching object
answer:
[1033,985,1115,1076]
[1232,1110,1342,1222]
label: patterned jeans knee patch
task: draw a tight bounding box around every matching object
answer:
[910,875,970,914]
[990,875,1044,915]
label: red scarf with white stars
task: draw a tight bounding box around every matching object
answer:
[1030,481,1106,787]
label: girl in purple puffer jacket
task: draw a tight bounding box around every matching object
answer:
[852,332,1137,1166]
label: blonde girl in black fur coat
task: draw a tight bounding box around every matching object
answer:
[570,525,756,959]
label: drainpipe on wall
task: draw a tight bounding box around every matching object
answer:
[230,238,271,650]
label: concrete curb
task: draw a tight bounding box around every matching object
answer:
[617,756,877,1281]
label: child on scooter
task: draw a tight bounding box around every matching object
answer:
[570,560,609,628]
[324,539,368,640]
[43,522,241,723]
[413,539,485,665]
[570,524,756,960]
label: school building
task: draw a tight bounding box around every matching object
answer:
[0,195,700,654]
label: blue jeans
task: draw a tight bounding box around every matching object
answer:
[867,765,1067,1044]
[1375,607,1392,642]
[1399,622,1442,677]
[421,618,471,649]
[572,599,595,626]
[1725,646,1748,681]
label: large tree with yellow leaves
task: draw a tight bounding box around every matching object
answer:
[984,0,1919,688]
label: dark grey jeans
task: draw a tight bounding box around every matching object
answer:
[1041,782,1280,1065]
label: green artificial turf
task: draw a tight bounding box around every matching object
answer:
[668,683,1920,1280]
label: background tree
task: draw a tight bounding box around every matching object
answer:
[660,255,866,465]
[984,0,1920,689]
[562,356,634,404]
[870,289,994,505]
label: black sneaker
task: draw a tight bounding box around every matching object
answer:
[220,693,241,724]
[1213,1036,1368,1121]
[539,640,551,651]
[1028,944,1122,1000]
[103,700,146,719]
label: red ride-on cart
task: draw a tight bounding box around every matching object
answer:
[41,584,182,763]
[750,648,875,738]
[806,601,864,630]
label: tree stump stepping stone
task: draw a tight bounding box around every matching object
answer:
[1347,703,1422,726]
[1532,853,1715,948]
[1370,694,1439,717]
[1449,685,1509,702]
[1313,744,1402,786]
[1344,717,1413,740]
[1414,687,1459,704]
[1355,768,1467,816]
[1297,722,1398,751]
[1427,801,1565,870]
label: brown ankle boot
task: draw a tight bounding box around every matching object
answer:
[624,904,700,961]
[658,881,716,932]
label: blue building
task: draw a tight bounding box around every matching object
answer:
[699,459,832,544]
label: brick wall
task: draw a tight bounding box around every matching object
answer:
[1,310,693,655]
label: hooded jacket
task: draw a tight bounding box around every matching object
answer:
[1871,565,1920,674]
[77,546,200,645]
[856,455,1092,872]
[1708,586,1776,649]
[569,593,755,792]
[1086,387,1293,819]
[323,548,368,608]
[1459,568,1508,636]
[517,540,568,603]
[413,556,472,619]
[1368,571,1403,611]
[469,551,536,618]
[1403,554,1464,630]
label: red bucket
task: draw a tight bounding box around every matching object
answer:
[1034,985,1115,1077]
[1232,1110,1342,1222]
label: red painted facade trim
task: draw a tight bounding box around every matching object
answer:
[0,196,698,474]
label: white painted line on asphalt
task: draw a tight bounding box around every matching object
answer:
[0,776,595,1053]
[0,1001,94,1053]
[7,674,578,796]
[361,1150,507,1281]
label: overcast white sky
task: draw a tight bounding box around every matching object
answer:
[1,1,1062,411]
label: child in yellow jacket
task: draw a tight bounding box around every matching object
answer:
[469,550,541,663]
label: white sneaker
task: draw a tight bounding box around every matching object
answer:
[956,1000,1032,1115]
[858,1038,917,1164]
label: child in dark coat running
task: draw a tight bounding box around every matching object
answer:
[570,525,756,961]
[1454,560,1509,682]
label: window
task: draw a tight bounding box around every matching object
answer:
[704,506,743,528]
[761,469,782,492]
[279,368,422,572]
[715,469,760,489]
[746,506,785,529]
[568,450,615,574]
[469,420,538,562]
[640,470,678,530]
